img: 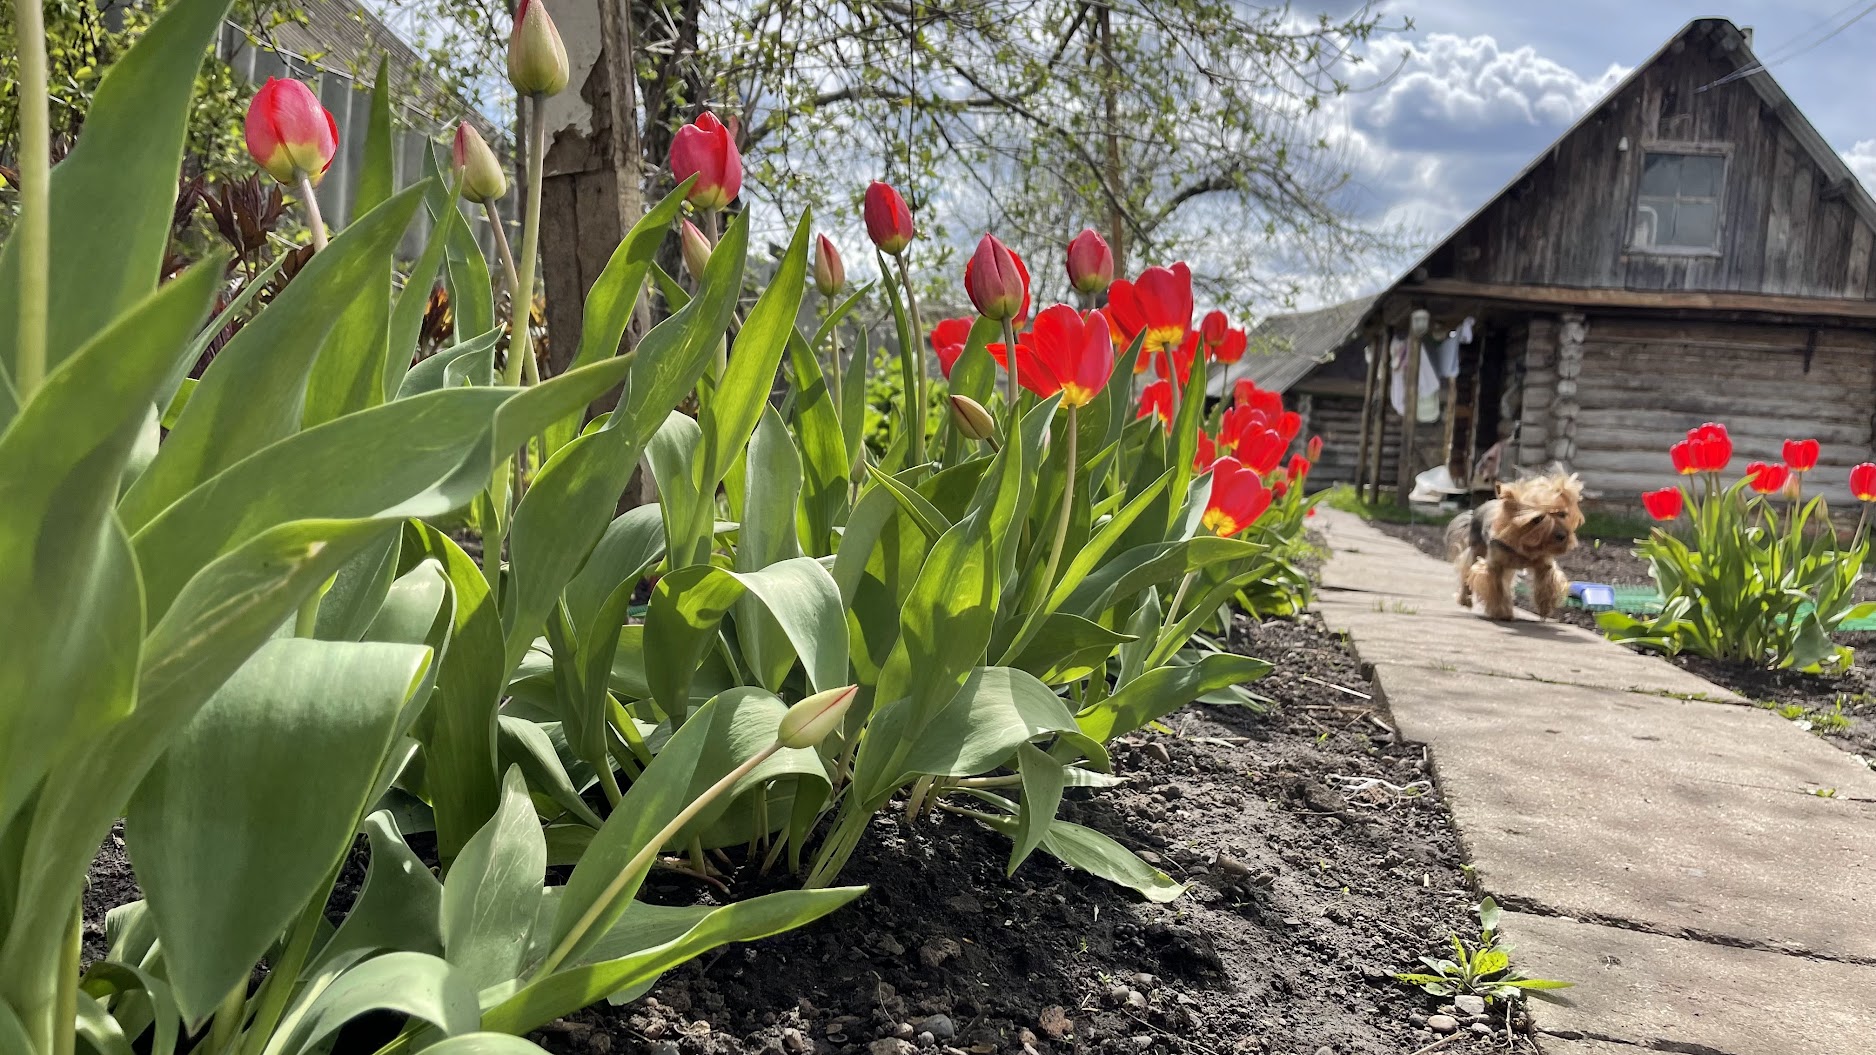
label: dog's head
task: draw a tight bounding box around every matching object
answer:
[1492,471,1584,559]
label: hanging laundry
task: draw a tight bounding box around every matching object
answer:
[1389,336,1440,420]
[1432,316,1476,380]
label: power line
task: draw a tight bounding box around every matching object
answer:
[1697,2,1876,93]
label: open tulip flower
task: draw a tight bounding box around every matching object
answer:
[987,305,1115,407]
[1194,432,1218,472]
[930,317,974,379]
[1234,378,1283,417]
[1744,461,1791,495]
[244,78,338,187]
[669,111,742,211]
[1137,380,1173,425]
[1783,438,1821,473]
[1669,439,1700,475]
[1641,487,1684,521]
[1686,422,1733,473]
[1214,326,1248,364]
[1152,331,1201,383]
[1201,457,1272,537]
[1108,262,1193,372]
[1236,427,1287,475]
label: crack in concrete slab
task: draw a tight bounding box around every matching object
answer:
[1539,1029,1738,1055]
[1493,892,1876,968]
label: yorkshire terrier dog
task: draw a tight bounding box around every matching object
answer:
[1444,470,1584,621]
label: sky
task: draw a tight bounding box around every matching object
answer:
[1318,0,1876,296]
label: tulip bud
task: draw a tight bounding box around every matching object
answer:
[1065,228,1114,295]
[965,234,1026,321]
[452,122,508,204]
[864,181,916,255]
[678,219,712,281]
[814,234,845,297]
[669,111,743,211]
[949,395,997,442]
[244,78,339,186]
[778,685,860,749]
[1201,309,1229,348]
[508,0,570,97]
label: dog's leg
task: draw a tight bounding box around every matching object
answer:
[1454,546,1478,608]
[1473,556,1517,621]
[1531,559,1568,619]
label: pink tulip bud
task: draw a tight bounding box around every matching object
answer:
[508,0,570,97]
[864,181,916,255]
[244,79,338,186]
[778,685,859,749]
[669,111,743,212]
[949,395,997,442]
[452,122,508,203]
[965,234,1026,322]
[678,219,712,281]
[1065,228,1114,295]
[814,234,845,297]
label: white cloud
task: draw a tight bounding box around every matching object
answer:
[1843,139,1876,195]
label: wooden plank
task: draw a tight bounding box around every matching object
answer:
[1404,278,1876,318]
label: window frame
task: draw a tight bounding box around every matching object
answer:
[1627,142,1731,257]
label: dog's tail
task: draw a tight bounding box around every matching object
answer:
[1444,511,1475,560]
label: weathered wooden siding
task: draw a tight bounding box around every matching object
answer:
[1300,394,1399,491]
[1421,20,1876,300]
[1566,317,1876,504]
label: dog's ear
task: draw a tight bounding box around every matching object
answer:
[1495,481,1519,508]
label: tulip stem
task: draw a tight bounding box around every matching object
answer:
[1160,570,1198,643]
[296,174,328,252]
[995,405,1077,666]
[895,255,928,465]
[503,93,547,388]
[484,199,521,305]
[535,742,780,978]
[1001,318,1021,417]
[1855,503,1870,547]
[825,295,843,410]
[13,0,49,402]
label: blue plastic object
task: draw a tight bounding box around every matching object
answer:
[1569,581,1616,610]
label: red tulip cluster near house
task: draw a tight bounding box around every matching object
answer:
[1643,421,1876,522]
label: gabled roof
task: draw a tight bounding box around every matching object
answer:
[1361,18,1875,322]
[1207,293,1378,397]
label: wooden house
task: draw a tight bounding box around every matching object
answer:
[1247,18,1876,507]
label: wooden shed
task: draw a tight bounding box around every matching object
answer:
[1271,18,1876,507]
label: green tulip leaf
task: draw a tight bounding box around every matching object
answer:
[444,766,546,992]
[1075,654,1272,742]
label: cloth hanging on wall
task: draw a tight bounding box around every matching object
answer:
[1432,316,1475,380]
[1389,336,1441,422]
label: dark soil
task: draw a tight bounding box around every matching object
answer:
[1369,519,1876,765]
[534,616,1522,1055]
[81,617,1516,1054]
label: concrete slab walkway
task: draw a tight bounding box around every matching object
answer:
[1313,509,1876,1055]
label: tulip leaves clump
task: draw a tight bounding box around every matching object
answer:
[0,0,1322,1051]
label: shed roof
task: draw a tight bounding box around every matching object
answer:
[1208,293,1378,397]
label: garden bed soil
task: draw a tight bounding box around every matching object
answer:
[534,615,1523,1055]
[81,617,1522,1054]
[1368,519,1876,764]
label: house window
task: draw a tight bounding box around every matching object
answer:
[1631,152,1725,250]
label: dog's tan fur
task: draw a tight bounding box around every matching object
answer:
[1444,470,1585,621]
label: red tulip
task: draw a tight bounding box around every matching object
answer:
[1669,440,1700,476]
[1137,381,1173,425]
[1272,475,1290,499]
[986,305,1116,407]
[1108,263,1194,373]
[1214,326,1248,364]
[1238,427,1286,475]
[1745,461,1790,494]
[1306,435,1323,462]
[1201,457,1272,537]
[1686,422,1732,473]
[1783,438,1821,473]
[1234,378,1283,417]
[244,79,338,186]
[965,235,1029,322]
[1275,410,1302,444]
[508,0,570,96]
[814,234,845,297]
[1200,310,1229,349]
[930,317,974,379]
[864,181,916,255]
[1194,432,1218,472]
[1287,453,1310,482]
[669,111,742,211]
[1641,487,1683,521]
[1852,462,1876,502]
[1065,228,1114,295]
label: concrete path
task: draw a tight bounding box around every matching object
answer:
[1313,510,1876,1055]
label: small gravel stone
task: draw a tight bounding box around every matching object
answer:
[1469,1023,1494,1036]
[894,1024,915,1040]
[917,1015,957,1041]
[1144,743,1172,764]
[1454,995,1486,1016]
[1124,991,1149,1012]
[1426,1014,1458,1034]
[781,1028,810,1054]
[917,1034,936,1048]
[870,1040,915,1055]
